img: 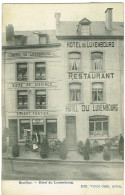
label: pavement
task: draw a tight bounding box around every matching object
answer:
[2,158,123,180]
[2,148,124,180]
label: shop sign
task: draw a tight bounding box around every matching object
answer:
[68,72,114,80]
[66,104,118,112]
[7,50,55,58]
[67,41,115,48]
[8,81,55,88]
[17,111,48,116]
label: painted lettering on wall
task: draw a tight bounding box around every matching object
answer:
[17,111,48,116]
[68,72,114,80]
[7,50,54,58]
[67,41,115,48]
[66,104,118,112]
[10,81,54,88]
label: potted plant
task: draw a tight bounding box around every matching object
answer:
[103,149,110,161]
[77,141,84,155]
[40,138,49,158]
[83,139,91,160]
[12,144,20,157]
[59,139,68,160]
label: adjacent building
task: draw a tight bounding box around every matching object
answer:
[2,8,124,150]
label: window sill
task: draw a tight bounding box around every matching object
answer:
[90,102,106,104]
[67,71,84,73]
[89,136,110,140]
[89,70,106,73]
[68,101,84,105]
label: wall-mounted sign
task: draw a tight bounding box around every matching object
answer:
[7,50,55,58]
[67,41,115,48]
[8,81,56,88]
[66,104,118,112]
[68,72,114,80]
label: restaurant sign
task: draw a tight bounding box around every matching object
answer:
[7,50,55,58]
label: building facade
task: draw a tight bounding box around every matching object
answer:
[2,8,124,150]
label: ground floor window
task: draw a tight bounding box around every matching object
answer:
[89,115,108,137]
[20,119,30,140]
[46,119,57,139]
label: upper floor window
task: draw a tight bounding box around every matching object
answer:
[89,115,108,137]
[81,25,89,35]
[17,63,27,81]
[35,62,46,80]
[36,90,46,109]
[38,34,48,44]
[69,83,81,102]
[92,82,104,102]
[91,52,103,71]
[17,90,28,109]
[69,52,81,71]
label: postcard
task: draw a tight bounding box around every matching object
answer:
[2,3,124,195]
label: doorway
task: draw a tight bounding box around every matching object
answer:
[66,116,76,150]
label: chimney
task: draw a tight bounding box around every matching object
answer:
[6,24,14,41]
[55,13,61,25]
[105,8,113,30]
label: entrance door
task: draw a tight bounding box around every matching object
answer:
[66,116,76,150]
[9,119,18,146]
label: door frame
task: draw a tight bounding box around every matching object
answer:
[65,114,77,148]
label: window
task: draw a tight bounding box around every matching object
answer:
[17,63,27,81]
[32,119,44,133]
[20,119,30,140]
[89,116,108,137]
[69,52,81,71]
[39,37,47,44]
[17,91,28,109]
[35,62,46,80]
[91,52,103,71]
[46,119,57,139]
[92,82,104,102]
[69,83,81,102]
[36,90,46,109]
[81,25,89,35]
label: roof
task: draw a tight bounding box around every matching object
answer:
[2,19,124,47]
[56,21,124,36]
[2,29,58,47]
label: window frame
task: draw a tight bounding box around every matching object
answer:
[19,119,31,140]
[89,115,109,137]
[17,90,28,109]
[35,62,46,81]
[81,25,90,35]
[46,119,57,139]
[68,82,83,103]
[35,90,47,109]
[68,52,81,72]
[16,62,28,81]
[89,50,105,72]
[91,82,106,103]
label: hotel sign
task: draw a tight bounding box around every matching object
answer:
[7,50,55,58]
[67,41,115,48]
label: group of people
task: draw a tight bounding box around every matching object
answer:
[24,129,45,151]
